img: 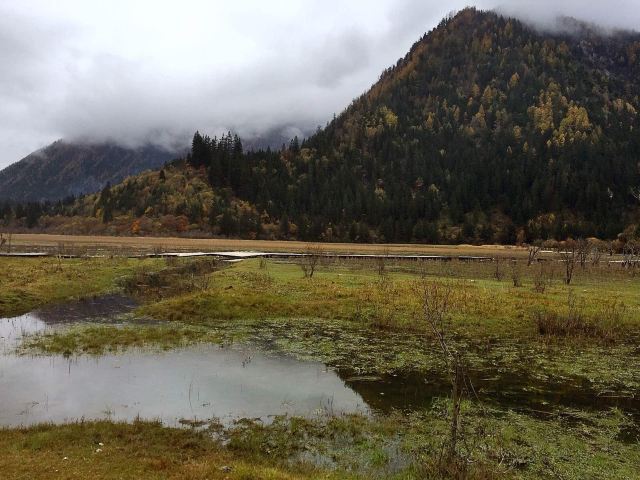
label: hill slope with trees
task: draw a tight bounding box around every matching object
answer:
[0,141,177,203]
[3,8,640,244]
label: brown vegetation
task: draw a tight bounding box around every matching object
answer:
[533,292,627,342]
[7,233,532,257]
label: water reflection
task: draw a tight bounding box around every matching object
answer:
[28,294,138,325]
[341,370,640,419]
[1,297,638,432]
[0,312,368,428]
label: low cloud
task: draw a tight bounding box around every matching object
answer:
[1,0,639,168]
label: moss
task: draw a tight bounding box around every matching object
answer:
[221,404,640,480]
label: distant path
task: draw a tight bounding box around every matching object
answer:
[6,233,529,257]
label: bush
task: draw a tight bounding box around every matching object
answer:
[532,264,549,293]
[533,293,626,342]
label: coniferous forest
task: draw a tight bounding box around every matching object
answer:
[2,8,640,244]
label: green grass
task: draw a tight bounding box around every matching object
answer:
[139,258,640,340]
[0,257,163,317]
[0,420,350,480]
[2,406,637,480]
[20,323,224,356]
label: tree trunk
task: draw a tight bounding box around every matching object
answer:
[449,361,463,458]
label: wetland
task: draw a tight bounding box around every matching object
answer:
[0,254,638,479]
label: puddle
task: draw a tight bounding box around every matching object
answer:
[0,305,369,428]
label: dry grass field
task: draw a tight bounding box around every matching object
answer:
[8,233,531,258]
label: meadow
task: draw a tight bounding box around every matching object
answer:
[1,251,639,479]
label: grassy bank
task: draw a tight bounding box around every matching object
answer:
[140,258,640,338]
[1,406,637,480]
[0,420,346,480]
[0,257,162,317]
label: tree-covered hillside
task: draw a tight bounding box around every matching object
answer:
[3,8,640,244]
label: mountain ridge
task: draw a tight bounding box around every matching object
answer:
[0,140,179,202]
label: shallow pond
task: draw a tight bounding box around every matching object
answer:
[0,298,368,428]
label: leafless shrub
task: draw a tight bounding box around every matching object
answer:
[120,269,167,297]
[590,242,604,266]
[532,263,549,293]
[56,242,68,257]
[416,281,470,460]
[622,240,639,271]
[527,244,542,266]
[176,257,221,276]
[510,261,522,287]
[558,240,578,285]
[376,257,386,277]
[493,257,504,282]
[300,244,324,278]
[0,232,12,253]
[365,276,397,329]
[605,241,614,256]
[376,247,390,277]
[576,238,591,269]
[121,258,221,298]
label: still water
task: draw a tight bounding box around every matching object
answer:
[2,296,638,433]
[0,298,368,428]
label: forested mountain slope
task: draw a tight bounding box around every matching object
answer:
[300,8,640,241]
[0,141,176,202]
[5,8,640,243]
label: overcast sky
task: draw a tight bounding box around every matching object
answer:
[1,0,640,169]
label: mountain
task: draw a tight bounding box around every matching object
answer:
[300,8,640,242]
[5,8,640,243]
[0,140,178,202]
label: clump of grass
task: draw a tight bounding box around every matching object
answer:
[20,324,223,356]
[533,292,627,342]
[355,277,411,330]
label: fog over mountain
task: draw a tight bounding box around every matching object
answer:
[1,0,639,169]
